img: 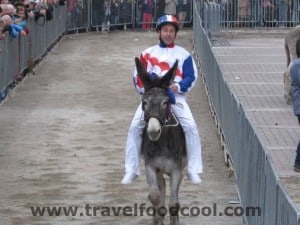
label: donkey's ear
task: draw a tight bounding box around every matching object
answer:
[159,60,178,89]
[135,57,152,91]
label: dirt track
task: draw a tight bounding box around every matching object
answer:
[0,31,243,225]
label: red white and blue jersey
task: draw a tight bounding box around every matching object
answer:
[133,43,198,95]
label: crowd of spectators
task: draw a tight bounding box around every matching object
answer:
[137,0,191,31]
[67,0,191,32]
[0,0,65,40]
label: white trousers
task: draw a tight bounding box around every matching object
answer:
[124,95,203,175]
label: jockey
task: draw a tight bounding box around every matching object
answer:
[121,15,203,184]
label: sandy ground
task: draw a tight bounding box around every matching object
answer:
[0,30,243,225]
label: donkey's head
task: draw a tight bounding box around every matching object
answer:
[135,57,178,141]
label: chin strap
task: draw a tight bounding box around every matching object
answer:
[159,38,175,48]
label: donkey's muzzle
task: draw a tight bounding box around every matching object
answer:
[147,118,162,141]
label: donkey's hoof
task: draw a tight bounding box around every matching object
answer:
[148,190,160,206]
[153,217,164,225]
[169,216,180,225]
[169,202,180,216]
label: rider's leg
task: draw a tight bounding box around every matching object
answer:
[171,95,203,184]
[121,103,144,184]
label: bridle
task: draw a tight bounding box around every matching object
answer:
[143,87,180,128]
[163,111,179,127]
[163,102,179,127]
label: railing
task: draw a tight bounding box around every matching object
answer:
[219,0,299,28]
[66,0,193,32]
[65,0,300,32]
[0,5,67,100]
[193,0,300,225]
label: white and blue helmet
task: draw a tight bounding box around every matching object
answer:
[156,15,180,32]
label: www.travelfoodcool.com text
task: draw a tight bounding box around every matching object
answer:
[30,203,261,217]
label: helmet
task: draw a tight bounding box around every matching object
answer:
[156,15,179,32]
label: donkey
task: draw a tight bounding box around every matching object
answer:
[135,57,187,225]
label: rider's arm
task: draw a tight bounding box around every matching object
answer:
[176,55,198,93]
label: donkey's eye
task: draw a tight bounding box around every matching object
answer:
[162,100,168,107]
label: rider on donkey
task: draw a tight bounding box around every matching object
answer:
[121,15,203,184]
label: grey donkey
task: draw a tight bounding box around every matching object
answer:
[135,57,187,225]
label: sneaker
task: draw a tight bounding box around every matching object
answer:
[294,164,300,172]
[121,173,138,184]
[187,172,202,184]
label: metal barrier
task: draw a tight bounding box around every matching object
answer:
[219,0,295,28]
[0,5,67,100]
[65,0,300,31]
[66,0,193,32]
[193,0,300,224]
[209,2,230,45]
[65,0,300,36]
[197,1,229,46]
[67,0,90,32]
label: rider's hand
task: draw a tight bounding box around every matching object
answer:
[169,83,178,93]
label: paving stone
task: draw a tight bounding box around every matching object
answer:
[214,37,300,210]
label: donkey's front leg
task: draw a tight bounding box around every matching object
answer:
[145,165,160,206]
[145,165,164,225]
[157,172,167,223]
[169,170,183,225]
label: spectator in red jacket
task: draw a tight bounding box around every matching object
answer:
[141,0,154,31]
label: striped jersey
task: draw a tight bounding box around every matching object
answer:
[133,42,198,95]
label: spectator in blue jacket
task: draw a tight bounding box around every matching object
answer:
[289,37,300,172]
[1,14,27,38]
